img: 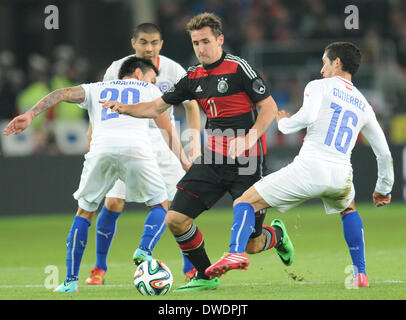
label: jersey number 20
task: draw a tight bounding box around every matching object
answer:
[100,87,140,121]
[324,102,358,154]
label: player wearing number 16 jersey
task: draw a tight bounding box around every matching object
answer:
[209,42,394,287]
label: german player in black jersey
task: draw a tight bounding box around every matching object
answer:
[101,12,294,292]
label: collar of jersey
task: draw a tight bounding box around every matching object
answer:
[202,51,226,70]
[336,75,353,85]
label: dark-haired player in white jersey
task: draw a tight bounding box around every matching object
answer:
[86,23,201,285]
[205,42,394,288]
[3,57,190,293]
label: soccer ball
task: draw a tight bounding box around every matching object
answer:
[133,259,173,296]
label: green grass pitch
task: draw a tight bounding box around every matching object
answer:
[0,202,405,300]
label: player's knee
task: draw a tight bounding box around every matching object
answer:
[340,201,357,216]
[165,210,193,235]
[76,207,95,223]
[148,200,169,211]
[105,197,125,212]
[233,197,245,207]
[233,189,255,207]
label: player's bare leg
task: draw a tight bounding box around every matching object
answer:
[76,206,96,221]
[246,233,267,254]
[165,209,194,234]
[105,197,125,212]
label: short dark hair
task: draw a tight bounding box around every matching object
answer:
[118,56,159,79]
[324,42,361,76]
[186,12,222,37]
[132,23,162,41]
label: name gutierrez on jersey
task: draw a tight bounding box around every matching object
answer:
[332,87,366,112]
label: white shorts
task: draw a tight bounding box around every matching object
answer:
[254,156,355,214]
[73,149,168,212]
[105,133,185,202]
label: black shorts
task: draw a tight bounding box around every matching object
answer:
[170,152,265,219]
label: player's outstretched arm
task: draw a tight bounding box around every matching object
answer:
[3,86,85,136]
[100,97,170,119]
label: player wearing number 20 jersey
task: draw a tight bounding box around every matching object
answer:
[2,56,171,293]
[80,79,161,153]
[73,78,168,211]
[103,54,187,201]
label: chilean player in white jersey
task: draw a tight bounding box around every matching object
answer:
[86,23,200,285]
[3,56,190,293]
[205,42,394,287]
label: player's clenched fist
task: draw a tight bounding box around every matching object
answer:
[276,110,291,123]
[372,191,391,207]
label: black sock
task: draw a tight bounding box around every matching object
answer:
[184,245,211,280]
[175,224,211,280]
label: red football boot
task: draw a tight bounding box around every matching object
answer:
[354,273,369,288]
[184,267,197,282]
[205,252,249,278]
[85,266,106,285]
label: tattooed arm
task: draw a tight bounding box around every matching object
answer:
[29,86,85,118]
[3,86,85,135]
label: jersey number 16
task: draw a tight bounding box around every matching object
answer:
[324,102,358,154]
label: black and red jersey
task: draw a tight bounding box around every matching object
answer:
[162,51,270,157]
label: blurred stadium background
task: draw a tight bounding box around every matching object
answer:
[0,0,405,215]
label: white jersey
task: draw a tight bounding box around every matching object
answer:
[78,79,162,154]
[102,55,187,202]
[278,76,394,195]
[103,54,187,135]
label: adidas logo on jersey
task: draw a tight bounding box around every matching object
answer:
[195,85,203,93]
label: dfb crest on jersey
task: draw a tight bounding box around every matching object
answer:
[217,77,229,94]
[158,81,171,93]
[252,78,266,94]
